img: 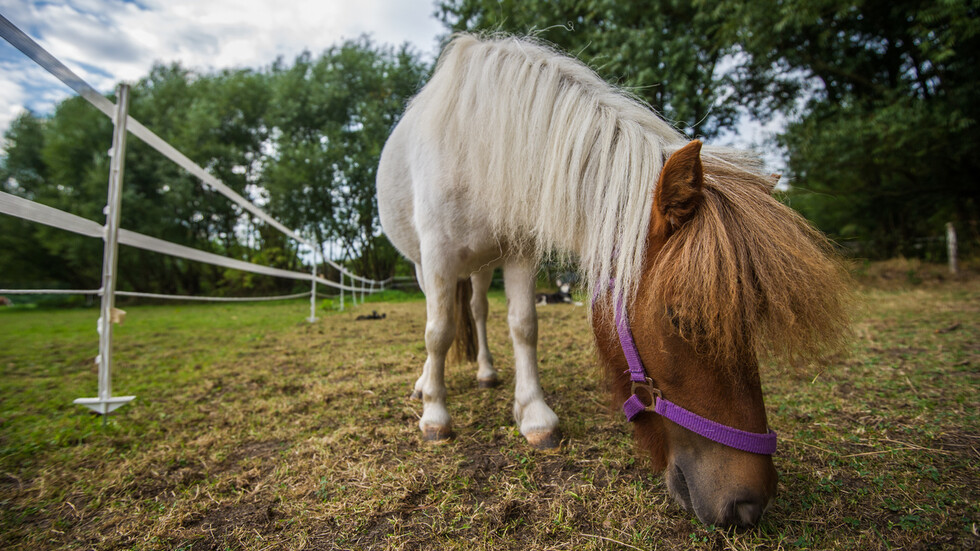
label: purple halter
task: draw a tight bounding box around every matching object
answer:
[610,290,777,456]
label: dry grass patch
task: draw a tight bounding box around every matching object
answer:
[1,275,978,549]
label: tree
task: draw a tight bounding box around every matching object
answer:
[0,65,297,295]
[2,33,430,293]
[0,111,66,288]
[123,64,285,295]
[263,38,427,279]
[15,97,113,289]
[707,0,980,257]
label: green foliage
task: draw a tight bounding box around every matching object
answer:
[1,39,426,295]
[708,0,980,257]
[120,64,278,296]
[264,38,427,279]
[0,112,64,288]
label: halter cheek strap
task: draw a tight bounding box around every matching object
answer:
[612,293,778,456]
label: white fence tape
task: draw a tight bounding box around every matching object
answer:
[0,190,103,238]
[0,288,100,295]
[0,190,367,292]
[0,288,312,302]
[115,290,310,302]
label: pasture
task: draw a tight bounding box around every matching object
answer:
[1,271,978,550]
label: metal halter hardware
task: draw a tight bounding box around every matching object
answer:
[630,377,661,412]
[608,284,778,456]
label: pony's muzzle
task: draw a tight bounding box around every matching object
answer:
[723,493,769,528]
[666,451,776,528]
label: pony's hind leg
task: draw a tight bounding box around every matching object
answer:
[504,258,561,449]
[471,267,498,388]
[415,253,457,441]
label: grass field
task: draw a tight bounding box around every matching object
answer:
[1,269,978,550]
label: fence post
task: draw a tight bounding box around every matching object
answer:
[74,84,135,417]
[946,222,958,275]
[307,242,318,323]
[339,271,345,311]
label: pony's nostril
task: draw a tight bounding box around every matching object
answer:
[726,497,765,528]
[666,464,694,512]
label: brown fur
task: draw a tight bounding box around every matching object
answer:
[653,140,704,231]
[596,140,851,473]
[449,279,478,365]
[650,150,851,365]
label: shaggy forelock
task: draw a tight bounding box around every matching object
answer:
[652,155,851,363]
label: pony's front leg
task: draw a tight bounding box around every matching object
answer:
[410,262,427,400]
[417,260,457,441]
[504,258,561,449]
[471,267,498,387]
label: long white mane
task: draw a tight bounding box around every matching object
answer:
[407,34,758,302]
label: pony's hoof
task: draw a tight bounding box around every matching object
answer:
[421,425,453,442]
[409,389,422,400]
[477,376,500,389]
[525,429,562,450]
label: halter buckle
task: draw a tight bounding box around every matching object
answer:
[630,378,661,412]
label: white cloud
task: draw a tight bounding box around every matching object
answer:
[0,0,443,148]
[715,113,789,176]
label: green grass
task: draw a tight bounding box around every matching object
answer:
[1,276,978,549]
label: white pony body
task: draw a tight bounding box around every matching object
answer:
[377,34,702,446]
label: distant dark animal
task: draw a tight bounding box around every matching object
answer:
[535,291,570,305]
[535,279,572,305]
[356,310,386,321]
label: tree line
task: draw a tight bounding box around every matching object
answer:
[1,38,427,296]
[2,1,977,297]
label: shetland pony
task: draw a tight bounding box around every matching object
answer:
[376,34,848,527]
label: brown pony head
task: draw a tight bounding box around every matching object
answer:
[594,140,849,527]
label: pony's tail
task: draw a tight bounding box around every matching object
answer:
[449,279,478,365]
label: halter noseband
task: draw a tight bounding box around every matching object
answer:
[610,288,777,455]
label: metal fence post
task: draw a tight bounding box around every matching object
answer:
[339,271,345,311]
[75,84,135,417]
[308,242,318,322]
[946,222,958,275]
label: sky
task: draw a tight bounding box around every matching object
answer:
[0,0,445,148]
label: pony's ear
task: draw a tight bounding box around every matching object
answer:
[654,140,704,229]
